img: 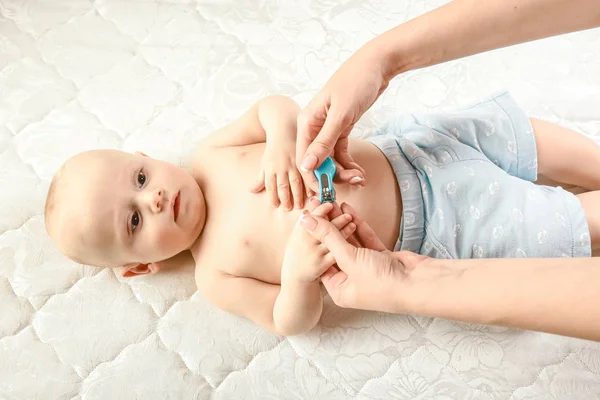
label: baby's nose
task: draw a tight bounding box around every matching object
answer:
[150,188,164,212]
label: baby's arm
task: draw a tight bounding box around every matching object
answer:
[200,204,356,336]
[201,269,324,336]
[273,274,324,336]
[200,95,300,149]
[199,271,282,334]
[532,118,600,191]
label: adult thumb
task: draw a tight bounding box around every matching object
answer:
[301,111,347,172]
[299,213,354,264]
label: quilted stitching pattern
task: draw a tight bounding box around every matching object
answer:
[1,1,600,399]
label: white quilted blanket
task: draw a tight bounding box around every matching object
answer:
[2,1,600,399]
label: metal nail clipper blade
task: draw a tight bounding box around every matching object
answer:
[313,157,336,203]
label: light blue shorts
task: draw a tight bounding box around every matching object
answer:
[366,92,591,259]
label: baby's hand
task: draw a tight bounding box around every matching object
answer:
[250,142,306,210]
[282,202,356,283]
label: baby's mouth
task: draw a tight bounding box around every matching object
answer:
[173,191,180,222]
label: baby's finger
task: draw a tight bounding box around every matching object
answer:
[327,201,343,220]
[266,173,280,208]
[306,196,321,213]
[310,202,334,218]
[330,213,353,230]
[249,168,265,193]
[339,222,357,240]
[289,170,304,209]
[277,173,292,211]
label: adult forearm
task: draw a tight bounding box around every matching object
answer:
[402,256,600,341]
[273,277,323,336]
[374,0,600,79]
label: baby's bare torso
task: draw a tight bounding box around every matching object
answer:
[191,138,401,284]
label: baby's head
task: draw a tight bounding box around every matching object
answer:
[45,149,206,276]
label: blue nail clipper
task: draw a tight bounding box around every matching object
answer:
[313,157,336,203]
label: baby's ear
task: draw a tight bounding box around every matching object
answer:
[135,151,149,158]
[119,262,160,278]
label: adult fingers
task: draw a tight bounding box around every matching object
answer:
[301,106,350,173]
[320,266,350,307]
[300,213,355,268]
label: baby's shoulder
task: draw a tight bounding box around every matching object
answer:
[193,240,251,279]
[193,250,254,301]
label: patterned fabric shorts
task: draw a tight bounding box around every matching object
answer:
[366,92,591,258]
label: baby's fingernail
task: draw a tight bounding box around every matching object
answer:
[301,155,317,172]
[349,176,364,184]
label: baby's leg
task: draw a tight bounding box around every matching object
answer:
[533,118,600,191]
[577,191,600,255]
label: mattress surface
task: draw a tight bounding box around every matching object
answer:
[1,1,600,399]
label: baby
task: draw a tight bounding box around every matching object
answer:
[45,92,600,335]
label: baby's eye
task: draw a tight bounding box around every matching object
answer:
[131,211,140,231]
[137,171,146,188]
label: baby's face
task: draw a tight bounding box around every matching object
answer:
[58,150,205,267]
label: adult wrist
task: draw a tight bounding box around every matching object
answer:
[392,257,464,317]
[365,30,413,84]
[366,18,439,84]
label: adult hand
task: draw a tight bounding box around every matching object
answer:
[296,45,392,191]
[305,197,362,248]
[281,201,356,283]
[300,202,431,313]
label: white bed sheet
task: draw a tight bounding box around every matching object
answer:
[1,0,600,399]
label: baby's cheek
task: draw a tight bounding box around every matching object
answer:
[158,228,178,247]
[146,228,175,255]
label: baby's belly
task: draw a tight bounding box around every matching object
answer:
[337,138,402,250]
[210,139,402,283]
[245,139,401,264]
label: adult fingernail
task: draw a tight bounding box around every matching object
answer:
[299,213,317,231]
[300,155,317,172]
[349,176,364,184]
